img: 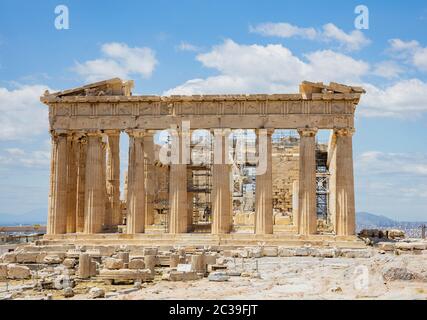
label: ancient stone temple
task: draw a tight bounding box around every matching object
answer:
[40,78,365,245]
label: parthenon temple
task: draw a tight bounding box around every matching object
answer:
[40,78,365,245]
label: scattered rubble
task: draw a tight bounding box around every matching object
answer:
[0,241,426,299]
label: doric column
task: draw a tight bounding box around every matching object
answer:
[211,129,232,234]
[297,128,318,235]
[84,130,105,234]
[143,131,155,226]
[169,128,188,234]
[75,134,87,233]
[255,129,274,234]
[292,180,299,228]
[105,130,121,228]
[47,131,68,235]
[334,128,356,236]
[101,138,109,228]
[66,133,78,233]
[126,130,146,234]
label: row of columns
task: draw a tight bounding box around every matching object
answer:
[47,127,355,236]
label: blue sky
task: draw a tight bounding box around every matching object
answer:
[0,0,426,222]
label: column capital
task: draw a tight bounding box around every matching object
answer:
[85,129,103,137]
[211,128,232,136]
[297,127,318,137]
[334,127,355,137]
[126,129,146,138]
[256,128,275,135]
[51,129,69,137]
[104,129,121,136]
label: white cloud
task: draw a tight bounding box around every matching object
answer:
[249,22,317,39]
[176,41,201,52]
[321,23,370,51]
[165,39,368,95]
[357,151,427,176]
[388,39,427,72]
[0,85,50,141]
[74,42,158,82]
[360,79,427,117]
[372,61,404,79]
[250,22,370,51]
[0,147,50,168]
[355,151,427,202]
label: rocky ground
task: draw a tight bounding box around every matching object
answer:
[1,241,426,300]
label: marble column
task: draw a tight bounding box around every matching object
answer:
[66,133,78,233]
[101,138,108,228]
[334,128,356,236]
[143,131,155,226]
[47,131,68,235]
[126,130,146,234]
[105,130,121,228]
[292,180,299,229]
[255,129,274,234]
[169,129,188,233]
[84,131,105,234]
[211,129,232,234]
[297,128,318,235]
[75,135,87,233]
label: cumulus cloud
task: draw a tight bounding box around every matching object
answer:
[0,84,51,141]
[355,151,427,201]
[74,42,158,82]
[176,41,201,52]
[360,79,427,117]
[249,22,317,39]
[388,39,427,72]
[0,147,50,168]
[250,22,370,51]
[372,60,404,79]
[164,39,368,95]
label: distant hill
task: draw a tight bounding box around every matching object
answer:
[356,212,396,228]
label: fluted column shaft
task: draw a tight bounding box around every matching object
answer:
[76,135,87,233]
[211,129,232,234]
[84,131,105,234]
[334,128,356,236]
[47,131,68,235]
[143,131,155,226]
[297,128,318,235]
[169,129,188,233]
[66,133,78,233]
[106,130,121,227]
[255,129,274,234]
[292,180,299,228]
[126,130,146,234]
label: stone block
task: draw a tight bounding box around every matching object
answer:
[166,271,199,281]
[43,255,63,264]
[89,287,105,299]
[340,249,372,258]
[262,246,278,257]
[128,259,145,270]
[378,242,395,251]
[0,263,7,280]
[104,258,124,270]
[62,258,76,269]
[395,242,414,251]
[203,254,217,266]
[278,247,296,257]
[7,264,31,279]
[143,247,158,256]
[208,271,229,282]
[16,252,39,263]
[1,252,16,263]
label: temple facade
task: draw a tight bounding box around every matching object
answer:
[40,78,364,240]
